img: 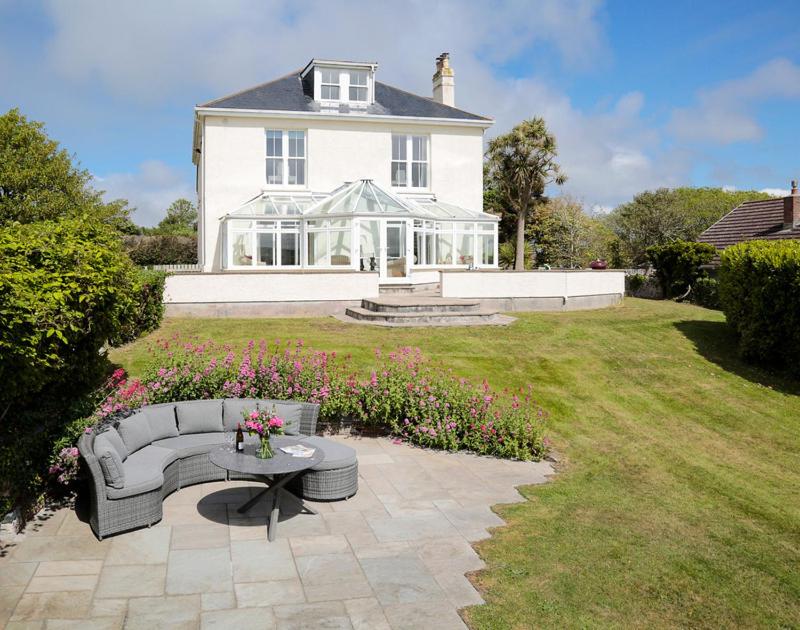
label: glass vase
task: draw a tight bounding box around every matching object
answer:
[255,435,273,459]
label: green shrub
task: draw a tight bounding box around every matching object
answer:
[499,241,534,269]
[626,274,645,292]
[719,240,800,365]
[646,241,716,298]
[110,269,166,346]
[691,277,720,310]
[124,235,197,265]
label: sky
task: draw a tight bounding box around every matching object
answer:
[1,0,798,226]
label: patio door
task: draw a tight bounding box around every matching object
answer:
[358,219,409,283]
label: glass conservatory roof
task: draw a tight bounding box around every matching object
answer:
[223,180,499,222]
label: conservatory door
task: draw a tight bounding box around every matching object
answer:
[384,220,408,281]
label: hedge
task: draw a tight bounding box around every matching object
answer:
[646,240,716,299]
[718,240,800,365]
[110,268,166,346]
[124,234,197,265]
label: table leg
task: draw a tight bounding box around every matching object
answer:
[280,488,319,515]
[267,490,280,542]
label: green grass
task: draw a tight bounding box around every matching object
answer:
[110,299,800,628]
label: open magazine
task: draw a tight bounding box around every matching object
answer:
[279,444,316,458]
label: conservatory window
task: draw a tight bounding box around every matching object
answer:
[320,69,340,100]
[391,135,428,188]
[413,219,436,265]
[228,219,300,268]
[265,130,306,186]
[479,233,495,265]
[436,225,453,265]
[306,219,352,266]
[349,70,368,102]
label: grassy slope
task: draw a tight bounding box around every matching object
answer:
[111,299,800,628]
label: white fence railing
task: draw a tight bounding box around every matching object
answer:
[145,264,202,273]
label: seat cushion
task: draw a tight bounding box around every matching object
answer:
[302,436,357,472]
[259,401,303,436]
[117,412,154,454]
[145,404,178,441]
[176,399,223,435]
[153,432,226,458]
[93,433,125,489]
[106,445,177,500]
[100,426,128,462]
[222,398,260,432]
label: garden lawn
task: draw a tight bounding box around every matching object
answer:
[111,298,800,629]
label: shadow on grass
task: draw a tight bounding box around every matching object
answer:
[674,320,800,396]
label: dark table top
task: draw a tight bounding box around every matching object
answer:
[209,435,324,476]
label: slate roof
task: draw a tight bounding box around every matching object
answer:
[698,198,800,250]
[198,70,490,121]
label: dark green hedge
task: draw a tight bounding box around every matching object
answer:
[646,241,716,299]
[719,240,800,365]
[124,235,197,265]
[110,268,166,346]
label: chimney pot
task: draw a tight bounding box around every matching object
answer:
[432,52,455,107]
[792,179,798,195]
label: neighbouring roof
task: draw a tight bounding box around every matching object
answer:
[224,180,499,222]
[698,198,800,250]
[198,71,490,122]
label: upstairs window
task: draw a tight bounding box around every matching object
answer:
[391,134,428,188]
[320,69,340,100]
[265,130,306,186]
[349,70,368,102]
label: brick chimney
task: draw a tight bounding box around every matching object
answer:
[784,179,800,229]
[432,52,455,107]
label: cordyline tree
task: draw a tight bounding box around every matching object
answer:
[485,117,566,270]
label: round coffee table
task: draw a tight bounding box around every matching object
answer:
[209,435,324,541]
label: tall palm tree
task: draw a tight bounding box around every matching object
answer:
[485,118,566,270]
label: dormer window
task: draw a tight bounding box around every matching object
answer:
[320,69,340,100]
[349,71,368,102]
[302,59,377,106]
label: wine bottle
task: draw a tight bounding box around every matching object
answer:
[236,423,244,453]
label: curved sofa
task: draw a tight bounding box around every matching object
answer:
[78,398,357,539]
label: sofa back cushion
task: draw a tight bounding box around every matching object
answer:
[145,404,179,441]
[101,426,128,462]
[222,398,260,431]
[118,413,154,454]
[94,433,125,488]
[176,399,224,435]
[259,400,303,436]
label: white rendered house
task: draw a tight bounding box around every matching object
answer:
[191,54,499,284]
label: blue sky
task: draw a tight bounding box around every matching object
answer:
[1,0,798,225]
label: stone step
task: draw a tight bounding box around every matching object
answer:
[379,282,441,295]
[343,307,514,327]
[361,297,480,314]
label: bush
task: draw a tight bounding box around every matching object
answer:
[91,339,548,462]
[646,240,716,298]
[719,240,800,365]
[691,277,720,310]
[110,269,166,346]
[499,241,534,270]
[124,235,197,265]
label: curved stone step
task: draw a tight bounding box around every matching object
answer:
[361,297,480,313]
[343,307,514,327]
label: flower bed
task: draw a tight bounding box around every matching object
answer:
[91,338,547,461]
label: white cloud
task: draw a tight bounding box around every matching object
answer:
[759,188,789,197]
[669,58,800,144]
[95,160,194,226]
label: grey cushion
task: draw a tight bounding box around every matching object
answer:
[222,398,260,431]
[259,401,303,436]
[153,433,226,458]
[176,399,223,435]
[106,445,177,500]
[145,404,178,441]
[101,426,128,462]
[303,436,357,471]
[93,433,125,489]
[117,412,154,454]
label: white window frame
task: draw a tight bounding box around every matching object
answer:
[320,69,340,101]
[305,219,355,268]
[349,70,368,102]
[265,130,307,188]
[226,220,302,269]
[391,134,429,190]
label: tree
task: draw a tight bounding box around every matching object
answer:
[0,108,130,229]
[485,118,566,270]
[151,198,197,236]
[605,187,774,266]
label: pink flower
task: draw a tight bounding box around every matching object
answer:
[250,411,259,419]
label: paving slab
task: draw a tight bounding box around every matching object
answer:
[166,547,232,595]
[235,579,305,607]
[95,564,166,599]
[202,607,276,629]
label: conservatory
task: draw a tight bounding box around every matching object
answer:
[221,179,499,283]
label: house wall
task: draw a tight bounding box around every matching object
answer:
[200,114,485,271]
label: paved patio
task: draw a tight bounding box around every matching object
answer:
[0,436,552,629]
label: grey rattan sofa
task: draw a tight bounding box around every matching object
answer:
[78,398,358,539]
